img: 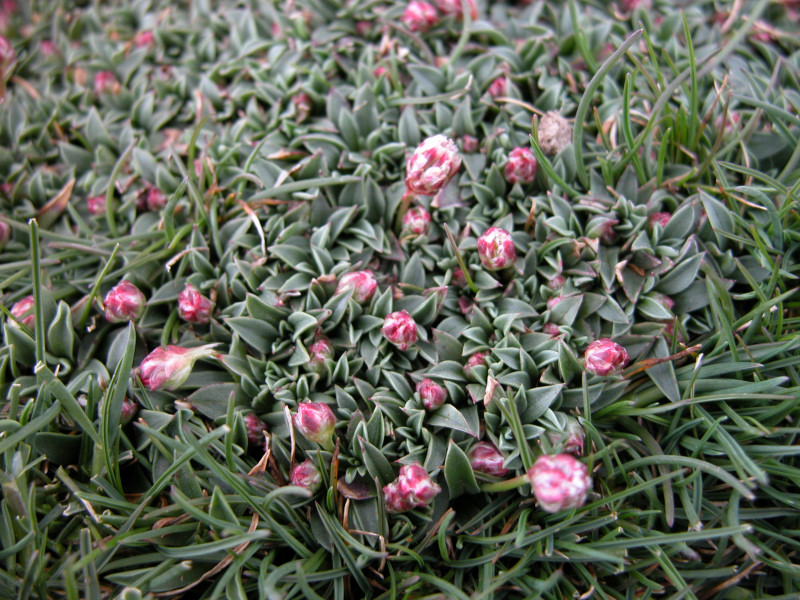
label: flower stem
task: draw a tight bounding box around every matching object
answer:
[480,473,528,494]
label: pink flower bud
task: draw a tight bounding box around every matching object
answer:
[547,417,585,456]
[294,402,336,450]
[87,195,106,216]
[94,71,118,96]
[434,0,477,19]
[416,378,446,411]
[526,454,592,513]
[9,295,34,329]
[452,267,468,288]
[405,135,462,196]
[488,76,507,99]
[308,337,334,374]
[133,30,155,48]
[477,226,516,271]
[103,281,146,323]
[401,206,432,236]
[120,398,139,425]
[659,295,675,312]
[290,459,322,493]
[648,212,671,229]
[139,344,218,391]
[463,351,487,379]
[382,310,418,350]
[0,34,14,71]
[547,295,565,311]
[373,66,388,77]
[0,220,10,249]
[243,412,267,447]
[383,463,441,513]
[177,283,214,324]
[469,442,508,476]
[504,147,538,184]
[461,135,479,153]
[549,274,565,289]
[336,270,378,304]
[538,111,571,156]
[584,338,629,376]
[401,1,439,32]
[543,322,561,338]
[146,187,167,211]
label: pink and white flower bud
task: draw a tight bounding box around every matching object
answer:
[504,147,538,184]
[294,401,336,450]
[648,212,671,229]
[120,397,139,425]
[87,195,106,216]
[543,322,561,338]
[549,274,565,290]
[401,1,439,32]
[178,283,214,324]
[0,219,9,249]
[538,111,572,156]
[416,378,446,411]
[290,459,322,493]
[469,442,508,476]
[9,295,34,329]
[477,226,516,271]
[103,280,146,323]
[547,417,585,456]
[292,92,312,122]
[146,187,167,211]
[243,412,267,447]
[139,344,218,391]
[461,135,479,153]
[405,135,462,196]
[434,0,478,19]
[463,351,487,379]
[401,206,432,236]
[383,463,441,513]
[336,270,378,304]
[488,76,507,99]
[452,267,468,288]
[133,30,155,48]
[0,34,14,72]
[307,337,334,374]
[382,310,418,350]
[94,71,118,95]
[526,453,592,513]
[584,338,629,376]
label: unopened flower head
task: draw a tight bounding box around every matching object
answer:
[9,295,34,329]
[294,401,336,450]
[648,212,671,229]
[584,338,629,376]
[120,398,139,425]
[243,412,268,448]
[405,135,462,196]
[87,195,106,216]
[290,459,322,494]
[416,378,446,411]
[469,442,509,476]
[401,1,438,32]
[547,417,585,456]
[488,76,507,99]
[146,187,167,211]
[133,30,155,48]
[383,463,441,513]
[0,219,10,249]
[139,344,218,391]
[463,351,488,379]
[434,0,477,19]
[526,453,592,513]
[0,33,14,72]
[104,281,146,323]
[477,226,516,271]
[461,135,479,153]
[307,337,334,375]
[178,283,214,324]
[504,147,538,184]
[336,270,377,304]
[538,111,571,156]
[94,70,118,95]
[382,310,418,350]
[402,206,432,236]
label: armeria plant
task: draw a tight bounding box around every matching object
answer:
[1,0,800,598]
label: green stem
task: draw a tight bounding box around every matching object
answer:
[480,474,527,494]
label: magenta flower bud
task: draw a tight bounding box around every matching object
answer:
[401,206,432,236]
[0,219,9,249]
[290,459,322,494]
[146,187,167,211]
[103,281,146,323]
[549,274,565,289]
[463,351,487,379]
[373,66,388,78]
[40,39,57,57]
[383,463,441,513]
[9,295,34,329]
[452,267,468,288]
[543,322,561,338]
[547,295,565,311]
[139,344,218,391]
[525,454,592,513]
[405,135,462,196]
[336,270,377,304]
[416,378,446,411]
[382,310,418,350]
[488,76,507,99]
[461,135,479,153]
[178,283,214,324]
[584,338,629,376]
[477,226,516,271]
[294,401,336,450]
[401,1,439,32]
[538,111,572,156]
[504,147,538,184]
[120,397,139,425]
[648,212,671,229]
[308,337,334,374]
[87,195,106,216]
[469,442,509,476]
[94,71,118,95]
[434,0,477,19]
[133,30,155,48]
[243,412,267,448]
[0,33,14,70]
[547,417,585,456]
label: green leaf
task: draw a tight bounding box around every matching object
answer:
[428,404,479,437]
[444,441,480,498]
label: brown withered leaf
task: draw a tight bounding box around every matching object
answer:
[38,179,75,229]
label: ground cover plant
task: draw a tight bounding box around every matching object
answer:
[1,0,800,598]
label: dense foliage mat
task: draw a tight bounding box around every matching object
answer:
[1,0,800,598]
